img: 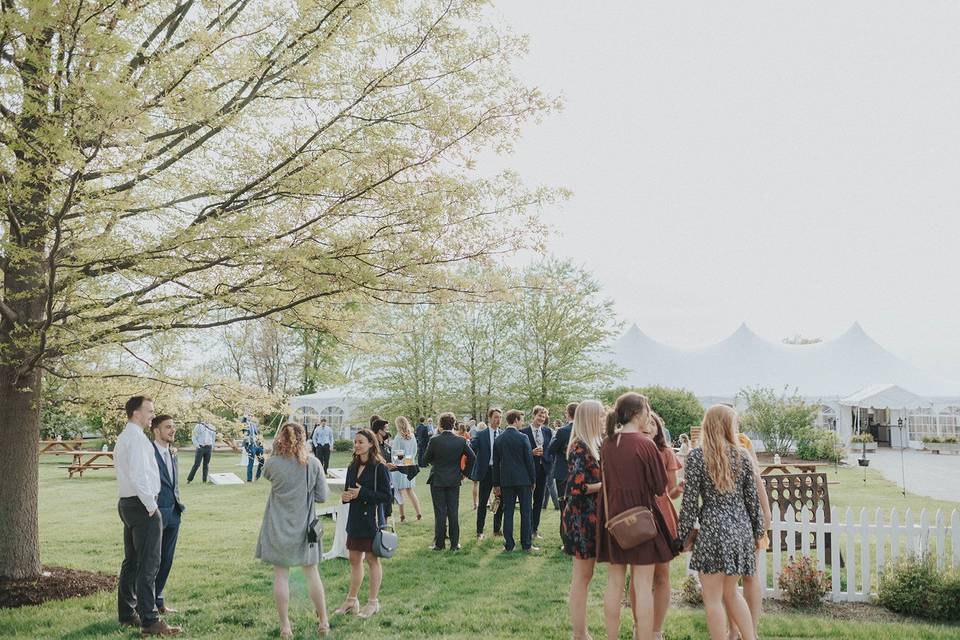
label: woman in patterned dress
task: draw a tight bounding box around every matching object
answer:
[562,400,604,640]
[676,405,763,640]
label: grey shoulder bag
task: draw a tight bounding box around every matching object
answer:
[371,463,398,558]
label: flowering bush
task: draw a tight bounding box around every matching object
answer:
[679,574,703,606]
[778,556,829,608]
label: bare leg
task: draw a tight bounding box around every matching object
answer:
[366,554,383,600]
[403,488,422,519]
[743,571,762,636]
[631,564,656,640]
[700,573,728,640]
[347,550,364,599]
[302,565,328,628]
[604,563,627,640]
[273,566,291,636]
[652,562,671,634]
[472,480,479,508]
[569,557,596,638]
[398,501,406,520]
[722,575,755,640]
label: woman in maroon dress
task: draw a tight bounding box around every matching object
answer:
[597,392,676,640]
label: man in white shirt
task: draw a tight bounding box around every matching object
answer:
[115,396,181,636]
[310,418,334,473]
[186,421,217,483]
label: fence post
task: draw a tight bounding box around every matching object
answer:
[801,508,811,558]
[905,508,916,559]
[844,507,855,601]
[890,508,901,564]
[875,507,885,579]
[935,510,946,570]
[953,510,960,569]
[784,506,797,567]
[815,506,826,572]
[771,503,782,599]
[830,507,840,602]
[859,508,870,600]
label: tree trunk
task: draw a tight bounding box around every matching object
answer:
[0,367,42,578]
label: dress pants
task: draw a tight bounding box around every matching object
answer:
[556,478,568,545]
[187,445,212,482]
[155,512,180,610]
[430,485,461,549]
[117,498,163,626]
[476,468,503,535]
[545,476,560,509]
[315,444,331,473]
[501,485,533,551]
[530,465,547,534]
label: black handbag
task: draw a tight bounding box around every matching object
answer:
[305,464,323,546]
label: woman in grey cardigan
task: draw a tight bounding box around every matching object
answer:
[256,423,330,638]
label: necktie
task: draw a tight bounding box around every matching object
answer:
[167,450,174,485]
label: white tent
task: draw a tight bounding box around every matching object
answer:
[838,384,932,448]
[288,384,363,440]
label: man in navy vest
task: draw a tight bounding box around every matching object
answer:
[150,415,186,616]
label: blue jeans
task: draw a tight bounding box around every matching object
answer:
[246,455,263,482]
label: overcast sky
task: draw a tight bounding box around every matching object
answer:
[485,0,960,380]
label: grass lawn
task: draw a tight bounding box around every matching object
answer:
[0,453,958,639]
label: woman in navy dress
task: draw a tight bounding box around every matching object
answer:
[334,429,391,620]
[562,400,605,640]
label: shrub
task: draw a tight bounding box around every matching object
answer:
[333,439,354,452]
[851,432,875,444]
[795,427,844,462]
[778,556,830,608]
[922,436,941,444]
[738,387,817,456]
[679,574,702,606]
[943,436,958,444]
[600,385,704,439]
[878,557,939,618]
[931,571,960,621]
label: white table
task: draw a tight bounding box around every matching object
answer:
[318,468,350,560]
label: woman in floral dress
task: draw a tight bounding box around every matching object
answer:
[676,405,763,640]
[562,400,604,640]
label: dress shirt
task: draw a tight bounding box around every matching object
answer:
[312,425,334,448]
[488,427,499,465]
[192,422,217,447]
[155,442,174,480]
[115,422,161,513]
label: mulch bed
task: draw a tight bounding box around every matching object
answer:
[0,566,115,609]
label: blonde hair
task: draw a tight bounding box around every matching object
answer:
[569,400,604,462]
[395,416,413,439]
[700,405,744,494]
[272,422,308,465]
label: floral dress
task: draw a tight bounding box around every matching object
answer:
[676,446,763,575]
[562,440,601,559]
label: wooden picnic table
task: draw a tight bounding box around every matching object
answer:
[66,451,115,478]
[761,462,825,476]
[39,439,85,455]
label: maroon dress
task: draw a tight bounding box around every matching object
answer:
[596,432,676,565]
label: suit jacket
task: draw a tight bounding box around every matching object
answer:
[152,443,185,526]
[469,427,499,482]
[423,431,476,487]
[520,425,553,475]
[415,423,432,466]
[547,423,573,482]
[492,427,536,488]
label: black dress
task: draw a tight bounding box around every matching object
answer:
[562,440,601,559]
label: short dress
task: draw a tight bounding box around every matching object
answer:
[596,432,676,565]
[655,447,682,539]
[390,435,418,490]
[676,446,763,575]
[562,440,601,559]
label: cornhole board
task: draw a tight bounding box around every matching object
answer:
[208,472,244,485]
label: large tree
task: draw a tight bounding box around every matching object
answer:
[0,0,551,578]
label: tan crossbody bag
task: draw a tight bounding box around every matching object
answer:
[601,442,659,549]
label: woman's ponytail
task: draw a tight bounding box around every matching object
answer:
[605,409,620,439]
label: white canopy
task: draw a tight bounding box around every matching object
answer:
[839,384,931,410]
[611,321,960,398]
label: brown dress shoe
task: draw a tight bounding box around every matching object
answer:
[141,619,182,636]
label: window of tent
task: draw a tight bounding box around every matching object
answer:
[937,408,960,438]
[907,410,937,440]
[816,405,837,431]
[293,405,320,430]
[319,406,344,431]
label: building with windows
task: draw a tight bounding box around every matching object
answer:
[611,322,960,448]
[288,384,363,440]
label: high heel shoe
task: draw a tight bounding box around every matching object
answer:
[357,599,380,619]
[334,597,359,615]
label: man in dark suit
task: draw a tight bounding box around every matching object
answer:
[521,405,553,540]
[422,412,476,551]
[547,402,577,546]
[149,415,186,616]
[415,416,431,466]
[492,409,537,552]
[470,407,504,541]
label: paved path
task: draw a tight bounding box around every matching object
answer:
[858,448,960,503]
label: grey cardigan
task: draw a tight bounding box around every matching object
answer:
[256,455,328,567]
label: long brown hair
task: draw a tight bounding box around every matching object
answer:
[701,404,743,494]
[650,412,668,451]
[350,428,386,470]
[273,422,308,465]
[605,392,651,438]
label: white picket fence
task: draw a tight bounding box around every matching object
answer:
[759,506,960,602]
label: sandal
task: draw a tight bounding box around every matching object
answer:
[318,620,330,637]
[357,599,380,619]
[334,597,359,615]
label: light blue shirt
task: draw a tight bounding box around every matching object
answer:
[311,424,333,447]
[192,422,216,447]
